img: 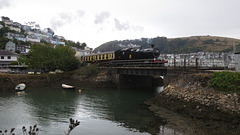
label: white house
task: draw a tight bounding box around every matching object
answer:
[50,40,65,45]
[16,45,30,54]
[26,35,40,43]
[0,50,19,70]
[6,24,21,33]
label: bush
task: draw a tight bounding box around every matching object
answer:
[209,71,240,94]
[76,63,99,77]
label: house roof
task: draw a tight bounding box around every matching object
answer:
[0,50,19,56]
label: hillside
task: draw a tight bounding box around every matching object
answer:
[94,36,240,54]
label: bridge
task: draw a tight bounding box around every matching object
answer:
[99,58,233,88]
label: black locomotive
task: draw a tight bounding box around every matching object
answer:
[81,45,164,63]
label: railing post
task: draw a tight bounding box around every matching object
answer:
[196,58,199,71]
[184,55,186,71]
[174,54,176,69]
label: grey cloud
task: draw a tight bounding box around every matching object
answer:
[114,18,144,32]
[0,0,11,9]
[51,12,73,30]
[114,18,130,31]
[132,25,144,31]
[59,12,73,23]
[76,10,85,17]
[94,11,110,24]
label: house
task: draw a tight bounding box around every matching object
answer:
[26,35,40,43]
[1,16,13,25]
[16,45,30,54]
[54,35,65,40]
[5,41,16,52]
[50,40,65,45]
[5,32,26,42]
[71,47,85,58]
[21,25,31,31]
[0,50,19,72]
[6,24,21,32]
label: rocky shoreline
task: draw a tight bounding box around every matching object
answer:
[146,73,240,134]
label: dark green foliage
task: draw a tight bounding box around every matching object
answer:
[209,72,240,94]
[64,40,86,49]
[18,44,79,71]
[0,37,9,50]
[76,63,99,77]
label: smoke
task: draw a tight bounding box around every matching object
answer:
[0,0,11,9]
[94,11,110,24]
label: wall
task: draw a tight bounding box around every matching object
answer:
[112,73,154,89]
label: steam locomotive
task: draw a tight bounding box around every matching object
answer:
[81,46,166,64]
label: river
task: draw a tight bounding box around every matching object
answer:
[0,86,233,135]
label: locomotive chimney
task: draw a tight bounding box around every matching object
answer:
[151,44,155,48]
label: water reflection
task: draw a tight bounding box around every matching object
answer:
[0,87,200,135]
[74,88,166,134]
[23,88,80,125]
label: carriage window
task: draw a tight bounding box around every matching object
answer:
[93,56,96,61]
[108,54,112,59]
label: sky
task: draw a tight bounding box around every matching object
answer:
[1,0,240,49]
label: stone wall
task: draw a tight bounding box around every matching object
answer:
[0,71,115,91]
[147,73,240,122]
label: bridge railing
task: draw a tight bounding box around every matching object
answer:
[165,58,235,70]
[100,59,165,68]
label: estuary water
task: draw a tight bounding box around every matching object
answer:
[0,87,168,135]
[0,87,235,135]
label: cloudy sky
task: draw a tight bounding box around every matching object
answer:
[1,0,240,49]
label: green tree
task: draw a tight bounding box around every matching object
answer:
[0,37,9,50]
[18,44,79,71]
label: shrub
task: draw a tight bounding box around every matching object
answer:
[76,63,99,77]
[209,71,240,94]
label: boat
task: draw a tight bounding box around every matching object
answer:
[62,84,76,90]
[15,83,26,91]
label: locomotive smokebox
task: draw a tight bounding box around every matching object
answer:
[151,44,155,48]
[153,48,160,58]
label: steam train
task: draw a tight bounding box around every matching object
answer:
[81,46,166,64]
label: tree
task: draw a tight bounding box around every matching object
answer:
[18,44,79,71]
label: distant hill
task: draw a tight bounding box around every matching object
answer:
[94,36,240,54]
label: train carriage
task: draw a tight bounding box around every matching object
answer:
[81,51,115,63]
[81,45,166,64]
